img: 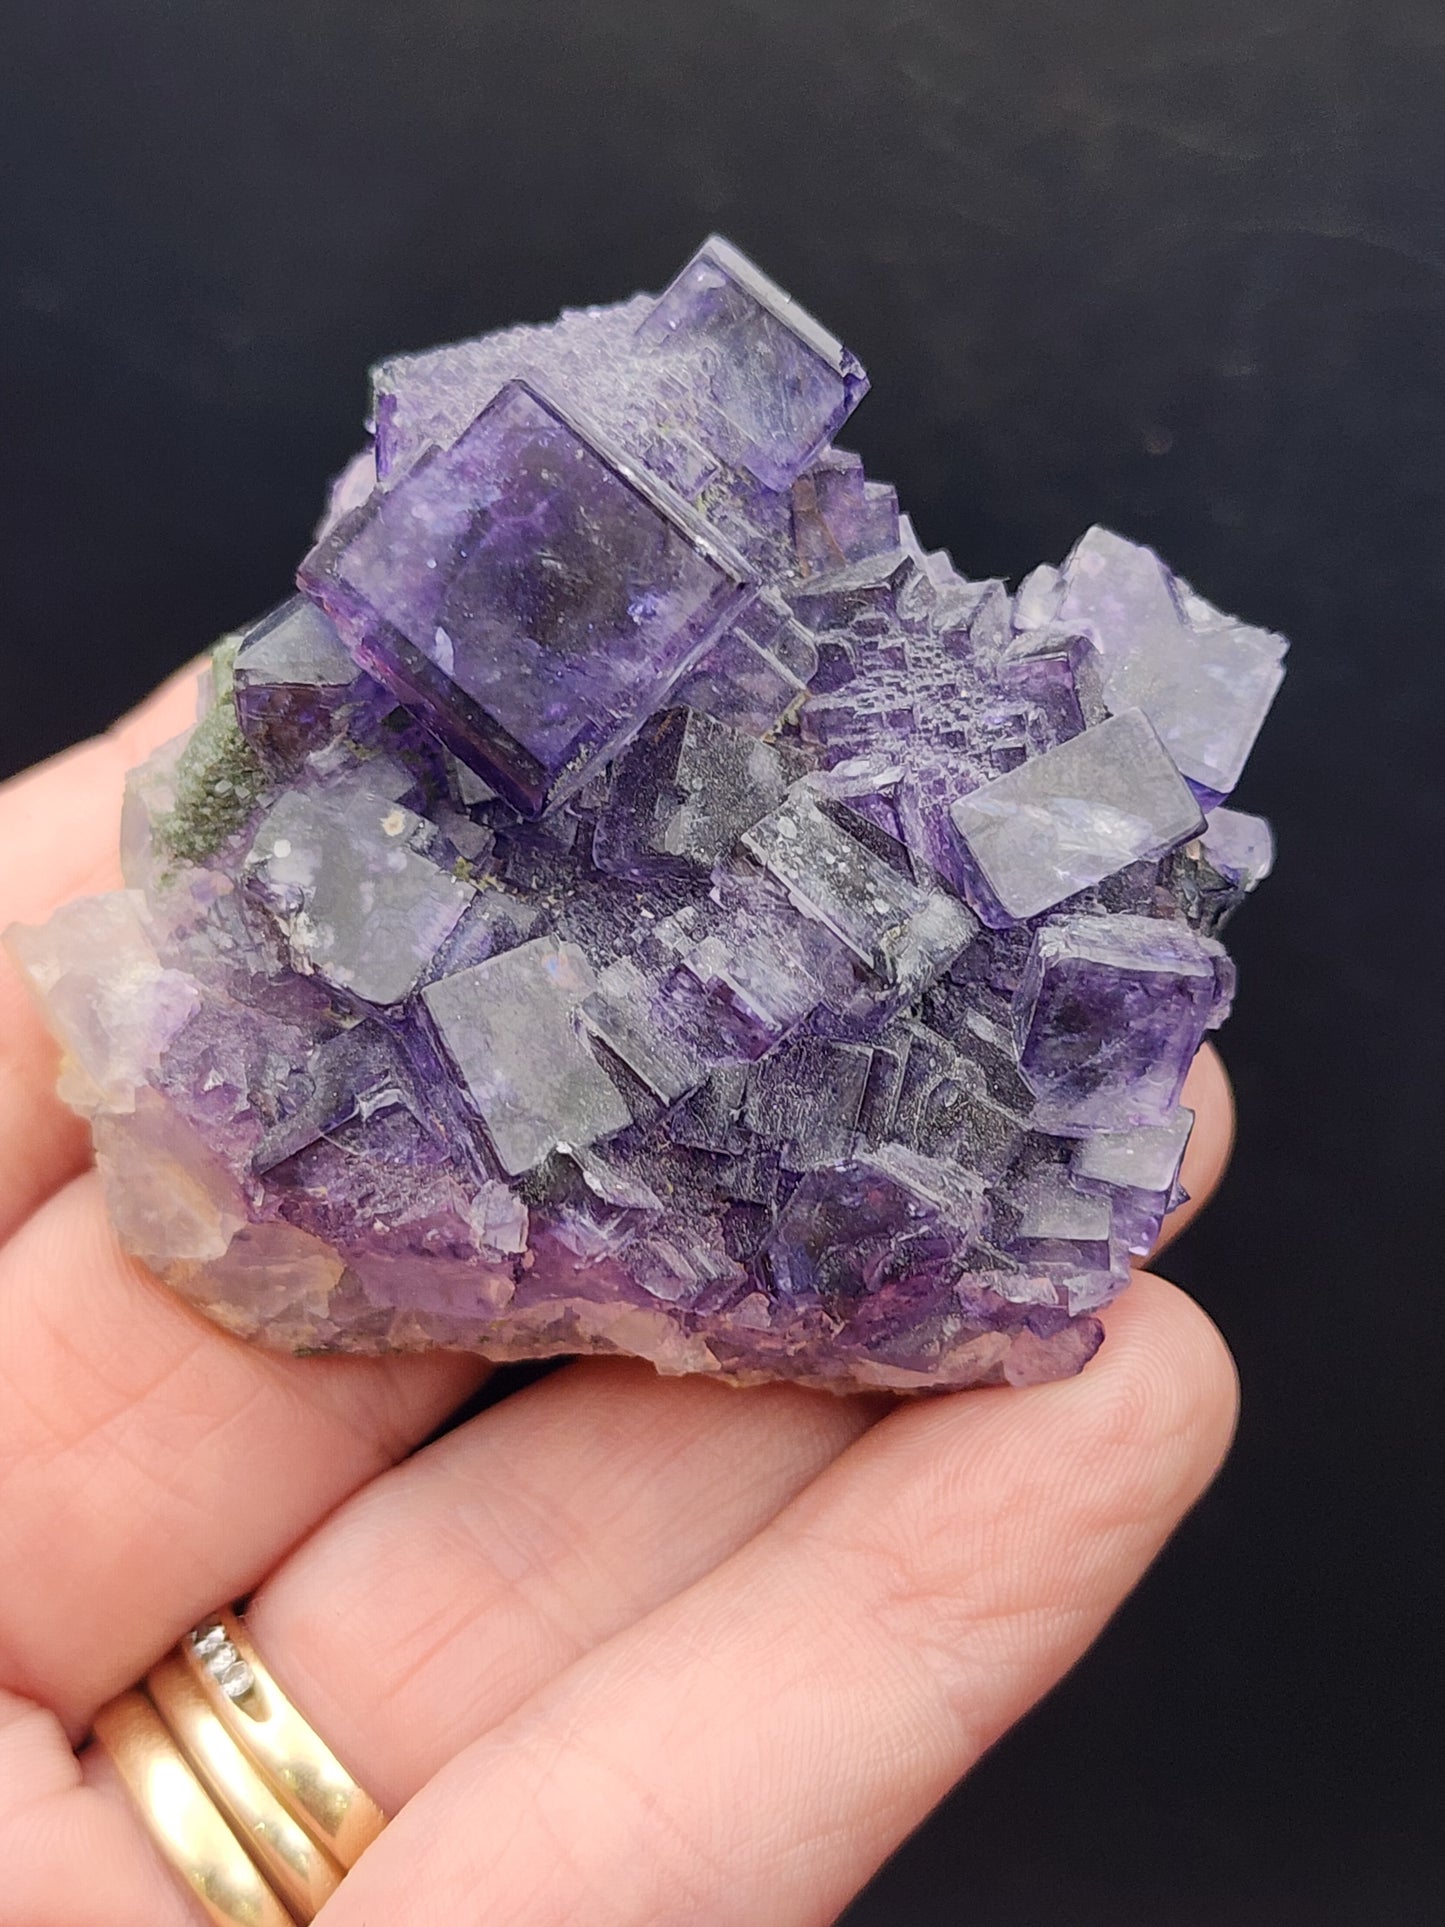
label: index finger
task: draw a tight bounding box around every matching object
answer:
[0,670,486,1728]
[0,665,202,1243]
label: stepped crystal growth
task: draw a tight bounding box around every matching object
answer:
[10,239,1284,1391]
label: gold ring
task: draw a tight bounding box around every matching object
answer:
[91,1689,296,1927]
[179,1609,386,1870]
[147,1651,344,1922]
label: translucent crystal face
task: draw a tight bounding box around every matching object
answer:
[1022,525,1287,803]
[948,708,1206,925]
[7,238,1284,1393]
[422,937,633,1178]
[636,235,870,489]
[304,380,753,816]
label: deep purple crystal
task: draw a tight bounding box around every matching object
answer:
[7,239,1285,1392]
[302,380,753,816]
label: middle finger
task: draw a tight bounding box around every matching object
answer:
[248,1359,882,1813]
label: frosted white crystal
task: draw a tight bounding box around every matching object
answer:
[244,783,474,1007]
[742,787,975,988]
[1034,525,1288,800]
[1071,1107,1195,1193]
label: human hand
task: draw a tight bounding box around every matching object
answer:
[0,673,1238,1926]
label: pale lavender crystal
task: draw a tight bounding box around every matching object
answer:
[657,867,859,1057]
[1017,525,1288,803]
[1201,806,1276,889]
[740,788,976,992]
[243,779,476,1008]
[635,235,869,490]
[232,596,366,769]
[1008,1167,1114,1274]
[422,937,632,1176]
[762,1145,982,1307]
[791,449,901,572]
[948,707,1205,925]
[671,593,819,735]
[581,956,711,1103]
[1070,1107,1195,1256]
[594,708,803,882]
[6,239,1285,1392]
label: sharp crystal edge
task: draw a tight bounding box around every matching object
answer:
[6,236,1285,1392]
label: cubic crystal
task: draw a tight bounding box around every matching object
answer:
[422,937,632,1176]
[1070,1107,1194,1255]
[949,707,1205,926]
[243,782,475,1008]
[1014,915,1230,1132]
[303,380,752,816]
[636,234,869,490]
[233,596,365,769]
[741,787,976,991]
[1019,525,1287,802]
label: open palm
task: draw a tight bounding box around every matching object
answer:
[0,671,1238,1926]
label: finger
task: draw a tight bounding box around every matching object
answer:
[1149,1042,1235,1258]
[321,1275,1237,1927]
[0,1689,203,1927]
[41,1055,1229,1823]
[0,665,202,1243]
[0,662,202,917]
[73,1065,1216,1850]
[247,1359,883,1814]
[42,1357,876,1918]
[0,1171,483,1733]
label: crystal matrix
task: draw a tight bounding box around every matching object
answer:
[9,238,1284,1392]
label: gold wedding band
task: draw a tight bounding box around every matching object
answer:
[88,1606,387,1924]
[91,1690,296,1927]
[179,1609,386,1869]
[147,1652,344,1921]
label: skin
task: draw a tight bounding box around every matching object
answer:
[0,671,1239,1926]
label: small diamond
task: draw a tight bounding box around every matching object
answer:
[217,1658,255,1700]
[204,1640,239,1677]
[190,1624,227,1658]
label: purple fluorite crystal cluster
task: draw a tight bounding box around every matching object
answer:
[10,239,1284,1392]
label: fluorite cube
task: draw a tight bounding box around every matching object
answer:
[1020,525,1288,803]
[1070,1107,1195,1255]
[422,936,632,1176]
[949,708,1205,925]
[302,380,752,816]
[243,781,475,1009]
[761,1145,983,1311]
[1008,1167,1114,1272]
[593,707,802,881]
[1201,806,1276,888]
[741,788,976,991]
[1014,915,1230,1132]
[636,234,869,490]
[232,596,365,769]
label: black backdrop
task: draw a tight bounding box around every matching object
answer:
[2,3,1442,1920]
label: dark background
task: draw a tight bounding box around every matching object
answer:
[2,1,1441,1920]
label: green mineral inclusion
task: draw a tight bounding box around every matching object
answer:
[155,637,268,864]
